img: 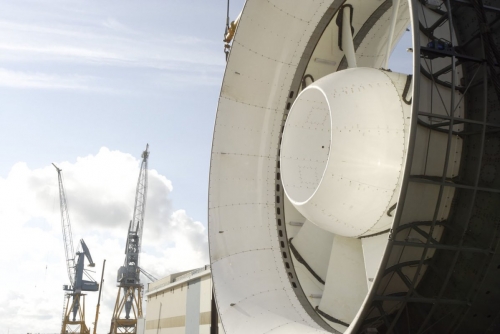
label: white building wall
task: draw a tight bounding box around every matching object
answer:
[137,318,145,334]
[144,267,224,334]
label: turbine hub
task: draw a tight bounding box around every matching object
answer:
[280,67,407,237]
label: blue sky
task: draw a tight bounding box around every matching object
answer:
[0,0,245,223]
[0,1,245,333]
[0,1,411,333]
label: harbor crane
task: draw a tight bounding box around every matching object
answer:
[109,145,150,334]
[53,164,99,334]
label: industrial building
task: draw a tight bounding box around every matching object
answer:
[143,265,224,334]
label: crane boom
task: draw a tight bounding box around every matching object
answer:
[53,163,76,289]
[131,145,149,234]
[54,164,98,334]
[121,144,149,286]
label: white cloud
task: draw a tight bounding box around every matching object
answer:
[0,147,208,333]
[0,16,224,68]
[102,17,133,34]
[0,68,100,91]
[0,0,232,95]
[0,14,225,92]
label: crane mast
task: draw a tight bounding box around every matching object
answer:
[53,164,99,334]
[110,144,150,334]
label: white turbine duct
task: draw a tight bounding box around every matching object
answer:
[207,0,483,332]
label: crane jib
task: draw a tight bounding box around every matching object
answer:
[54,164,99,333]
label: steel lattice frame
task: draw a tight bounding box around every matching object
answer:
[352,0,500,332]
[61,294,90,334]
[272,0,500,332]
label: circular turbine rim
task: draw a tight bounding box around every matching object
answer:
[209,0,500,333]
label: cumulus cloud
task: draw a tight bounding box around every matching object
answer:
[0,15,222,68]
[0,68,92,90]
[0,147,208,333]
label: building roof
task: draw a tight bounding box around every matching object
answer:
[146,265,211,296]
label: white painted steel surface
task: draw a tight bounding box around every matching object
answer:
[361,233,389,291]
[210,1,341,333]
[319,236,366,326]
[292,221,334,283]
[281,68,407,237]
[209,0,463,333]
[342,7,357,68]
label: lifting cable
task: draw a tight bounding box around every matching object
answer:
[224,0,231,60]
[225,0,230,36]
[223,0,241,61]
